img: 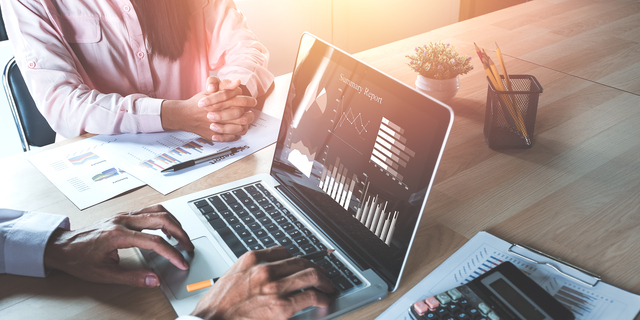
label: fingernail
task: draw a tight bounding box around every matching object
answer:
[198,100,205,107]
[210,124,220,131]
[183,258,190,269]
[145,275,159,287]
[207,113,217,121]
[207,84,214,92]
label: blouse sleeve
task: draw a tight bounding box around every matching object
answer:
[0,0,164,139]
[205,0,275,98]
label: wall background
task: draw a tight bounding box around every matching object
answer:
[235,0,461,76]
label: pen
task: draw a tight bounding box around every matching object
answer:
[184,249,335,292]
[186,277,220,292]
[161,147,239,172]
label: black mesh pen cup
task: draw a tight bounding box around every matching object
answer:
[483,74,543,149]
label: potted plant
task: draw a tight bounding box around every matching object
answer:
[407,42,473,102]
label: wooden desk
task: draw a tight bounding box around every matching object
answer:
[2,0,639,318]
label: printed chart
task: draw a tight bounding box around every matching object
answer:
[29,139,144,209]
[95,110,280,194]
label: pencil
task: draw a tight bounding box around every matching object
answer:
[476,43,531,145]
[495,43,513,92]
[474,43,500,89]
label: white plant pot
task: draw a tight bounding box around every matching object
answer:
[415,75,460,102]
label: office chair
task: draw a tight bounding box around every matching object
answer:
[3,57,56,151]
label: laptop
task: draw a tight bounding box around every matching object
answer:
[139,33,454,319]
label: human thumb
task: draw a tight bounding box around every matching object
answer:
[104,266,161,288]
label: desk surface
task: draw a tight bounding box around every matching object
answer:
[2,0,640,319]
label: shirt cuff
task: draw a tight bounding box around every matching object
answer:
[5,212,70,277]
[135,97,164,133]
[175,315,204,320]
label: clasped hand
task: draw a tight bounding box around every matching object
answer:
[161,76,257,142]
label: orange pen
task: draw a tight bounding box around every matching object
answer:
[186,277,219,292]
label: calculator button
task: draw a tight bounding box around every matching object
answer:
[445,304,460,314]
[447,288,462,300]
[424,311,439,319]
[487,311,500,320]
[454,310,471,320]
[478,303,491,315]
[413,300,431,316]
[467,308,480,317]
[437,292,452,305]
[425,296,440,310]
[435,307,449,316]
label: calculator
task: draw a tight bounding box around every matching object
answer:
[409,261,574,320]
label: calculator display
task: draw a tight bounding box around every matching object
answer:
[487,277,545,320]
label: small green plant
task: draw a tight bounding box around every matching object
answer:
[407,42,473,80]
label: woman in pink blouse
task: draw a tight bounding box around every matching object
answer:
[1,0,274,142]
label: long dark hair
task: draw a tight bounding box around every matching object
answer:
[131,0,192,61]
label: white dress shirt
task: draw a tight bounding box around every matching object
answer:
[0,208,70,277]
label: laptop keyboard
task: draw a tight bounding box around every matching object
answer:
[191,182,364,293]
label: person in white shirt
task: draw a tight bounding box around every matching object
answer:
[0,205,335,320]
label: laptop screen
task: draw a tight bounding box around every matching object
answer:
[272,34,453,289]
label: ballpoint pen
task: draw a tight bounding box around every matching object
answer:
[185,249,335,292]
[161,147,241,173]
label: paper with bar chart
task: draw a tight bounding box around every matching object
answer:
[29,138,145,209]
[94,109,280,194]
[377,232,640,320]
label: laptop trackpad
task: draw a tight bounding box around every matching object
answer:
[149,236,231,300]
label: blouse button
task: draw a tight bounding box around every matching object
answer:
[28,61,36,68]
[123,5,131,12]
[137,51,145,58]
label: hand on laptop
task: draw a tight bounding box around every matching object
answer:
[43,205,194,288]
[190,246,336,320]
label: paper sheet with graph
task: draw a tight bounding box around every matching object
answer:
[91,109,280,195]
[377,231,640,320]
[29,109,280,208]
[29,138,145,210]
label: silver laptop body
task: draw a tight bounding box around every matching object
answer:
[139,33,454,319]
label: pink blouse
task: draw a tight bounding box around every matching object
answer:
[1,0,274,138]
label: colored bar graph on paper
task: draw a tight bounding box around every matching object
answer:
[68,152,100,165]
[138,138,216,171]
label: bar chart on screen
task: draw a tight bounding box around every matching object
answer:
[370,117,415,190]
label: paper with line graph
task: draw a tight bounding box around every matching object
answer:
[94,109,280,194]
[377,231,640,320]
[29,138,145,209]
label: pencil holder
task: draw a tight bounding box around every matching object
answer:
[484,75,543,149]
